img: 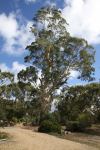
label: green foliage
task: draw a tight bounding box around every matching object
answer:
[58,83,100,125]
[77,113,93,127]
[18,67,37,83]
[0,98,26,126]
[0,7,97,129]
[38,120,61,134]
[24,6,95,114]
[0,107,7,121]
[36,111,61,126]
[95,111,100,123]
[66,116,92,132]
[0,70,14,86]
[0,132,8,139]
[66,121,82,132]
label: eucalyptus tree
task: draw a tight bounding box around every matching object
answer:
[0,70,14,98]
[0,70,14,122]
[22,7,95,115]
[58,83,100,123]
[18,67,41,122]
[0,70,14,86]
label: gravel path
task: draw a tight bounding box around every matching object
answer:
[0,127,98,150]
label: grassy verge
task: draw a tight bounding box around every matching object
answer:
[0,132,8,140]
[49,124,100,149]
[61,133,100,149]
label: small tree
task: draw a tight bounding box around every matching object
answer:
[0,70,14,86]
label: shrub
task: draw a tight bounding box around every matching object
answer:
[0,109,7,121]
[66,113,93,132]
[66,121,82,132]
[31,116,40,126]
[0,132,8,139]
[77,113,92,128]
[12,117,18,124]
[38,120,61,134]
[0,120,8,127]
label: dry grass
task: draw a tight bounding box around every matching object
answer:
[0,127,98,150]
[60,132,100,149]
[53,124,100,149]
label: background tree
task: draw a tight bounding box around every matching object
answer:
[58,83,100,125]
[0,70,14,86]
[0,70,14,124]
[24,7,95,117]
[0,70,14,100]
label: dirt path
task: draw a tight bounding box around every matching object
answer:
[0,127,99,150]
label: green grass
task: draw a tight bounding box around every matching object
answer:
[0,132,8,140]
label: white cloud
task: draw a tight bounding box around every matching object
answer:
[0,12,33,55]
[70,70,79,79]
[11,61,26,73]
[0,63,9,72]
[62,0,100,44]
[0,13,18,39]
[45,0,56,7]
[25,0,56,6]
[0,62,26,81]
[25,0,36,3]
[0,61,26,73]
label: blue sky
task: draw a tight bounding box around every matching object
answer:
[0,0,100,85]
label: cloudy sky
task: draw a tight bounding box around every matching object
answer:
[0,0,100,85]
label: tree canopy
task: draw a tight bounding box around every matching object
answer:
[58,83,100,123]
[0,7,97,128]
[24,7,95,113]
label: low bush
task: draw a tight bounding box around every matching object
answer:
[66,113,93,132]
[0,132,8,139]
[66,121,82,132]
[77,113,92,128]
[0,120,8,127]
[38,120,61,134]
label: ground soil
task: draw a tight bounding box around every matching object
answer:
[0,127,99,150]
